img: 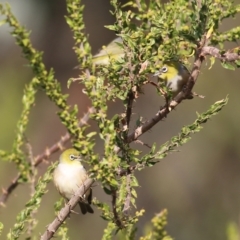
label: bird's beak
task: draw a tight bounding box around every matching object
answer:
[75,156,82,161]
[153,70,160,77]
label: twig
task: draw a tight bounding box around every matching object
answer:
[126,104,169,143]
[202,46,240,62]
[26,141,35,195]
[40,178,94,240]
[117,163,145,176]
[125,90,134,129]
[0,175,19,207]
[111,187,124,229]
[26,141,38,236]
[171,41,205,108]
[122,40,136,134]
[122,175,131,215]
[0,107,95,207]
[134,139,152,149]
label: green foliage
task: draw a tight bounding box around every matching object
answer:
[0,4,89,154]
[11,79,38,181]
[0,74,38,181]
[0,0,238,239]
[226,222,240,240]
[102,222,116,240]
[7,162,57,240]
[66,0,92,67]
[140,209,172,240]
[117,223,138,240]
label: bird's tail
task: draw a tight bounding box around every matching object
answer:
[79,202,94,215]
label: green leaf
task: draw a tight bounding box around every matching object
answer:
[103,186,112,195]
[221,62,235,70]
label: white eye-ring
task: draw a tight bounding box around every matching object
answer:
[161,66,168,73]
[69,154,75,160]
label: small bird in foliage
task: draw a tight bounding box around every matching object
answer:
[92,38,196,98]
[153,61,193,98]
[92,37,124,65]
[53,148,94,214]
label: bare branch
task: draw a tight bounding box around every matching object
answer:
[40,178,94,240]
[122,175,131,215]
[134,139,151,149]
[125,90,135,130]
[126,105,169,143]
[202,46,240,62]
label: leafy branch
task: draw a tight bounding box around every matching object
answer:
[0,0,238,239]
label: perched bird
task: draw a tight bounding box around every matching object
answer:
[53,148,94,214]
[153,61,193,98]
[92,37,124,65]
[92,38,193,98]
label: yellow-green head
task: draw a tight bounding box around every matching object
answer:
[54,148,94,214]
[59,148,82,165]
[154,62,190,95]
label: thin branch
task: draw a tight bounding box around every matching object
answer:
[122,175,131,215]
[26,141,38,236]
[0,175,19,207]
[40,178,94,240]
[111,187,124,229]
[134,139,151,149]
[171,38,206,107]
[122,40,136,134]
[202,46,240,62]
[26,140,36,197]
[117,163,145,176]
[0,107,95,207]
[126,104,169,143]
[125,90,134,128]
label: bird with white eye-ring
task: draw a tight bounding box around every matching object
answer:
[53,148,94,215]
[153,62,193,98]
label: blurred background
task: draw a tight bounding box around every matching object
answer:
[0,0,240,239]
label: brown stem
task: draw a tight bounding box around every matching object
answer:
[111,187,124,229]
[126,103,169,143]
[202,46,240,62]
[26,141,38,236]
[125,91,134,128]
[40,178,94,240]
[122,175,131,214]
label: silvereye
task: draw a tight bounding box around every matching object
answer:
[154,62,193,98]
[92,37,124,65]
[53,148,94,214]
[93,38,193,98]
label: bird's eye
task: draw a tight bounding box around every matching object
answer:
[69,154,75,160]
[161,66,168,73]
